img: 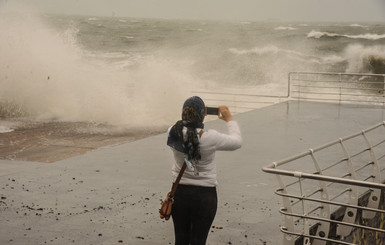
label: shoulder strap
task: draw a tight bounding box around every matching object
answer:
[199,129,204,137]
[169,161,186,197]
[169,130,204,197]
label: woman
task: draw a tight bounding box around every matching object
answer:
[167,96,242,245]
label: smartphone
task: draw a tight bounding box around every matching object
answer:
[206,107,219,115]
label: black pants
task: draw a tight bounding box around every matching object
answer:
[172,184,217,245]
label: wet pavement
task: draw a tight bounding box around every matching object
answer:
[0,121,165,162]
[1,100,384,245]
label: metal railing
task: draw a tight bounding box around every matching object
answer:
[262,122,385,245]
[195,72,385,243]
[193,72,385,115]
[289,72,385,106]
[190,89,289,114]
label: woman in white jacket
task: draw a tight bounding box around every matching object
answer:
[167,96,242,245]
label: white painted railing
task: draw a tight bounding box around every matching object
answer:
[262,122,385,245]
[193,90,289,114]
[193,72,385,115]
[289,72,385,105]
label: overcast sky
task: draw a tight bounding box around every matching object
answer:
[6,0,385,22]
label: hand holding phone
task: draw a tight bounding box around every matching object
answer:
[218,106,233,122]
[206,106,233,121]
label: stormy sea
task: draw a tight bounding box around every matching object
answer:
[0,11,385,161]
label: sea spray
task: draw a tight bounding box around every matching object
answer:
[227,45,323,85]
[344,44,385,74]
[1,5,385,126]
[0,10,194,126]
[307,30,385,40]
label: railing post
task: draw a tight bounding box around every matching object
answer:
[336,139,358,238]
[298,177,311,245]
[381,75,385,120]
[298,72,301,102]
[287,72,291,98]
[383,75,385,95]
[310,150,330,245]
[276,174,296,245]
[339,73,342,104]
[361,131,381,219]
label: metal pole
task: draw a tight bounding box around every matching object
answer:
[339,73,342,104]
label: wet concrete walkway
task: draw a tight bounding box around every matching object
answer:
[0,121,164,163]
[1,100,384,245]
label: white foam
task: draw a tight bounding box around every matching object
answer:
[229,45,279,55]
[321,55,345,64]
[348,33,385,40]
[343,44,385,73]
[274,26,297,31]
[0,126,14,133]
[350,24,368,28]
[229,45,310,60]
[307,30,338,39]
[307,30,385,40]
[0,9,196,127]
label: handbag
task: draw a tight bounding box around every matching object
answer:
[159,161,187,220]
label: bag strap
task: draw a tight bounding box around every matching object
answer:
[169,129,204,198]
[169,161,186,197]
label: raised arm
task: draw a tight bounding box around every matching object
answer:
[215,106,242,151]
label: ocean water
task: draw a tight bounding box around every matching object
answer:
[1,11,385,127]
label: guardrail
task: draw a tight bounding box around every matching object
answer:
[193,90,289,114]
[262,122,385,245]
[193,72,385,115]
[190,86,290,115]
[289,72,385,105]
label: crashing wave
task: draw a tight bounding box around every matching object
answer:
[344,44,385,74]
[307,31,339,39]
[229,45,312,59]
[229,45,280,55]
[0,126,14,133]
[350,24,368,28]
[307,30,385,40]
[228,45,337,65]
[0,11,195,125]
[274,26,297,31]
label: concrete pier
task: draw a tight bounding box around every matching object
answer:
[1,100,384,245]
